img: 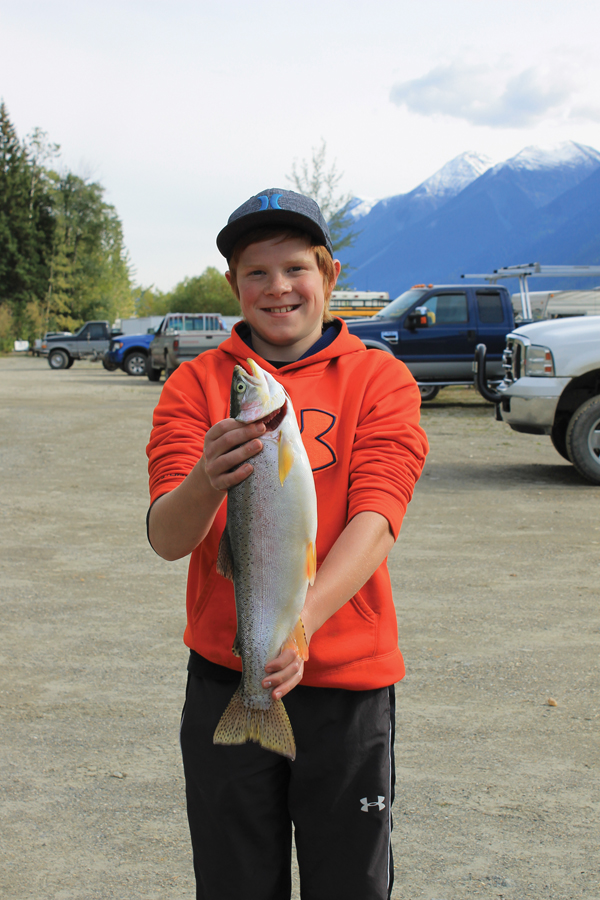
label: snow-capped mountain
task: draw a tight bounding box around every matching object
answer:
[348,197,379,220]
[342,151,493,280]
[409,150,493,201]
[501,141,600,174]
[338,141,600,295]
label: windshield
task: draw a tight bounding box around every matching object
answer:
[373,289,427,320]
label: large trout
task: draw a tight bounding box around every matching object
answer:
[214,358,317,760]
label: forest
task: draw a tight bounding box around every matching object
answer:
[0,102,238,352]
[1,106,356,352]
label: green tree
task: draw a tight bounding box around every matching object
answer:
[45,172,133,332]
[165,267,240,316]
[287,139,359,286]
[133,285,168,318]
[0,102,55,345]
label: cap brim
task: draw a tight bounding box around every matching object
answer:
[217,209,333,260]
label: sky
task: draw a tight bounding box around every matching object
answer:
[2,0,600,291]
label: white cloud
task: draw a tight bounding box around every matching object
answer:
[389,62,596,128]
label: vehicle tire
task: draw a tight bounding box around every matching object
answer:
[419,385,440,402]
[48,349,70,370]
[146,358,162,382]
[66,357,75,369]
[102,358,118,371]
[565,396,600,485]
[124,351,147,377]
[550,418,570,461]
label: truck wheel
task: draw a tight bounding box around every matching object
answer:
[146,359,162,382]
[419,385,440,402]
[550,418,570,461]
[66,357,75,369]
[48,349,69,370]
[102,358,118,371]
[124,351,147,377]
[565,396,600,484]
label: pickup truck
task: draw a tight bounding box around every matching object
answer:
[146,312,229,381]
[42,321,120,369]
[104,332,155,376]
[33,331,72,356]
[346,284,516,400]
[476,316,600,484]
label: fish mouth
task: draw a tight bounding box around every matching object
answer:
[256,399,287,431]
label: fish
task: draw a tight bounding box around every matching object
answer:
[213,358,318,760]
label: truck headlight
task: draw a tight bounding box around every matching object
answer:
[524,345,555,376]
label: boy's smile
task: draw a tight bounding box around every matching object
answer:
[227,237,340,362]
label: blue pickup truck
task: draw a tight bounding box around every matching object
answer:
[346,283,516,400]
[103,332,155,376]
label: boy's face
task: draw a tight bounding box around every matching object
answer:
[227,237,340,362]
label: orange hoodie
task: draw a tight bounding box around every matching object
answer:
[147,320,428,690]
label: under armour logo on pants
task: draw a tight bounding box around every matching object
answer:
[360,796,385,812]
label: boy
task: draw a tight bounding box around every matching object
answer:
[146,188,428,900]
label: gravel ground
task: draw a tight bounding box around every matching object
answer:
[0,354,598,900]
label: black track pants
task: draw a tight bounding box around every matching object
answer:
[180,670,396,900]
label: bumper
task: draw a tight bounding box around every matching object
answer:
[496,376,571,433]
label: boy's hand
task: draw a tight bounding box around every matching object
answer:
[201,418,266,492]
[262,647,305,701]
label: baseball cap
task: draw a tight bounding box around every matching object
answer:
[216,188,334,261]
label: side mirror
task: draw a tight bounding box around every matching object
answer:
[405,306,431,331]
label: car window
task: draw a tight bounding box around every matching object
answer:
[476,292,505,324]
[89,324,106,339]
[167,317,183,332]
[421,293,468,325]
[184,317,205,331]
[373,289,427,320]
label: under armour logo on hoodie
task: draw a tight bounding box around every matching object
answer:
[360,796,385,812]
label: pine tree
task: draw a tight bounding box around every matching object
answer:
[0,102,55,346]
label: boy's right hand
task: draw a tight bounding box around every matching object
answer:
[200,418,266,492]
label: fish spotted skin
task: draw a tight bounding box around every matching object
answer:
[214,359,317,760]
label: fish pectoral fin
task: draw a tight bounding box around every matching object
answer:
[232,633,242,658]
[213,686,296,760]
[278,432,294,485]
[306,541,316,586]
[283,617,310,662]
[216,528,234,581]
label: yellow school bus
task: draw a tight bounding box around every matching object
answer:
[329,291,390,318]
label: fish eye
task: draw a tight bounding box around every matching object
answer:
[235,382,246,393]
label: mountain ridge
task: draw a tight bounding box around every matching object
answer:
[341,141,600,294]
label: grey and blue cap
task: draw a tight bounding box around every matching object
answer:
[216,188,334,261]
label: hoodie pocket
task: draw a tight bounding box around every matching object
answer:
[312,590,378,669]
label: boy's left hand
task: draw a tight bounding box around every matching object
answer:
[262,648,304,701]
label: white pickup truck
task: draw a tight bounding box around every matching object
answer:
[477,316,600,484]
[146,312,229,381]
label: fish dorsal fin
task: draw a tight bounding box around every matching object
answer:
[278,431,294,485]
[232,633,242,658]
[216,528,234,581]
[283,616,309,662]
[306,541,316,586]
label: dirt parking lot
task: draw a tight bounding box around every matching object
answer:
[0,354,598,900]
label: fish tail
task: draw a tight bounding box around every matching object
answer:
[213,686,296,760]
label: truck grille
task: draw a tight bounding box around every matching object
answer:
[502,337,523,382]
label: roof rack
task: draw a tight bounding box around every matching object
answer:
[461,264,600,319]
